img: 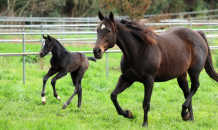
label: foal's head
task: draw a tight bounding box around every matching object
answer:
[93,11,117,59]
[39,35,54,58]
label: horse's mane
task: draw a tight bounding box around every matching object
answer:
[53,38,66,50]
[105,17,157,46]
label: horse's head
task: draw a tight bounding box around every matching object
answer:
[39,35,54,58]
[93,11,117,59]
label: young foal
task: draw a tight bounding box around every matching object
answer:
[93,11,218,127]
[39,35,96,109]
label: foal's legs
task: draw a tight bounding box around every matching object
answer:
[51,69,68,100]
[62,68,85,109]
[41,67,57,104]
[111,75,133,118]
[177,72,194,121]
[142,75,154,127]
[181,70,200,121]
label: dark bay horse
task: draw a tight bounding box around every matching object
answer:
[93,11,218,127]
[39,35,96,109]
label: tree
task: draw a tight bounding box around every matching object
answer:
[98,0,152,20]
[62,0,99,17]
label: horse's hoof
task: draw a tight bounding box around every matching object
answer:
[125,110,133,119]
[142,122,148,127]
[57,96,61,101]
[42,97,46,104]
[62,104,67,109]
[182,112,190,121]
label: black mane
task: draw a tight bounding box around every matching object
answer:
[105,17,157,46]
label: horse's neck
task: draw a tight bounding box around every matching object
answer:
[116,31,141,61]
[51,42,67,59]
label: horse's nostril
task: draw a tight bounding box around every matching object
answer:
[97,48,101,55]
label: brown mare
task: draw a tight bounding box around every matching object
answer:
[93,11,218,127]
[39,35,96,109]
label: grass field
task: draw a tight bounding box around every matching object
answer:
[1,32,218,129]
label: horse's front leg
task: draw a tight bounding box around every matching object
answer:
[51,69,68,100]
[111,75,133,118]
[142,75,154,127]
[41,67,57,104]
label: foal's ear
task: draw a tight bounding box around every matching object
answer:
[98,11,104,21]
[42,35,47,39]
[109,12,115,23]
[47,35,53,43]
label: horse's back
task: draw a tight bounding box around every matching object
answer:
[154,27,208,82]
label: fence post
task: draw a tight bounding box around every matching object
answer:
[23,34,25,84]
[210,18,212,45]
[41,24,44,48]
[106,52,108,78]
[62,19,65,39]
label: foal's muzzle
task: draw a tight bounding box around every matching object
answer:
[39,50,45,58]
[93,48,102,59]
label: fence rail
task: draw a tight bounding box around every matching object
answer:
[1,27,218,84]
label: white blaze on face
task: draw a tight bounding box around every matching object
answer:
[42,41,45,48]
[101,24,106,30]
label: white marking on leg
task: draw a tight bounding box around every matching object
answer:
[42,96,46,104]
[101,24,106,30]
[57,96,61,101]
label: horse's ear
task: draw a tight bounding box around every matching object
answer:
[42,35,47,39]
[47,35,53,43]
[109,12,115,23]
[98,11,104,21]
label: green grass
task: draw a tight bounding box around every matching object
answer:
[0,35,218,129]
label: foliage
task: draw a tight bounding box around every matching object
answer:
[20,50,39,63]
[62,0,99,17]
[1,0,218,17]
[98,0,152,20]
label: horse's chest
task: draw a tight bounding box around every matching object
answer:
[122,67,142,82]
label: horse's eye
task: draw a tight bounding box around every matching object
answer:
[108,30,111,33]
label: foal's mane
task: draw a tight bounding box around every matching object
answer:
[53,37,66,50]
[105,17,157,46]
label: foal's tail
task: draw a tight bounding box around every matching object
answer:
[87,57,97,62]
[197,30,218,82]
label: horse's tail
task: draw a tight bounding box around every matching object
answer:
[196,30,218,82]
[87,57,97,62]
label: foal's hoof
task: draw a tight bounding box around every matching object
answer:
[142,122,148,127]
[57,96,61,101]
[125,110,133,119]
[42,97,46,104]
[62,104,68,109]
[182,112,190,121]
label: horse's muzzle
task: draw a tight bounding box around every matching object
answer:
[39,51,45,58]
[93,48,102,59]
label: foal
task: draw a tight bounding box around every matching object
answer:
[39,35,96,109]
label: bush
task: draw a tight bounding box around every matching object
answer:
[20,50,39,63]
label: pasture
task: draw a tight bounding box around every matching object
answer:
[0,36,218,130]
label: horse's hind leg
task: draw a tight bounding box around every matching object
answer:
[62,68,84,109]
[177,72,194,121]
[181,70,200,121]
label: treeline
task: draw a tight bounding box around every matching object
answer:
[0,0,217,18]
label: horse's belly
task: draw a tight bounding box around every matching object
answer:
[154,59,190,82]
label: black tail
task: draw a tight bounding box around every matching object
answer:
[87,57,97,62]
[197,30,218,82]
